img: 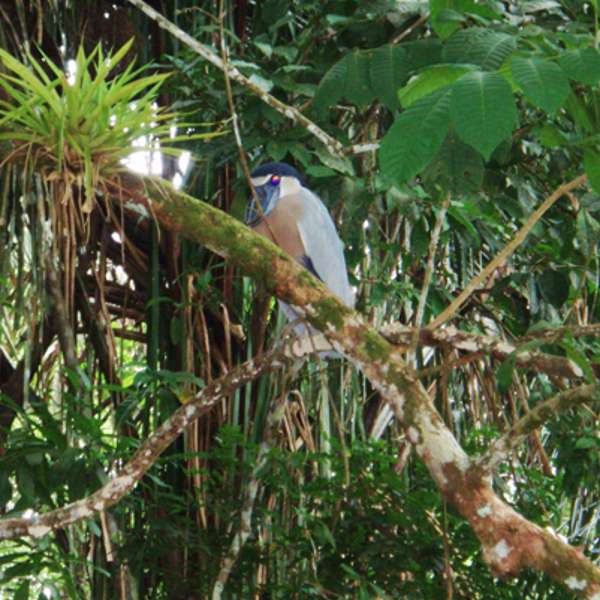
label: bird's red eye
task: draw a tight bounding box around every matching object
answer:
[269,175,281,186]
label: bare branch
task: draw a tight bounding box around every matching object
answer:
[445,480,600,598]
[522,323,600,342]
[391,13,429,44]
[412,194,450,348]
[125,0,347,158]
[382,323,586,380]
[475,384,599,472]
[345,142,380,155]
[218,0,254,194]
[0,345,294,541]
[428,174,588,329]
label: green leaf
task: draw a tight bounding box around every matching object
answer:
[315,146,355,175]
[410,219,430,260]
[565,93,595,133]
[314,57,348,108]
[425,131,484,194]
[496,354,516,393]
[254,41,273,58]
[273,46,298,62]
[404,39,443,71]
[16,465,35,502]
[575,437,598,450]
[314,51,374,108]
[430,0,464,39]
[399,63,474,108]
[450,71,517,160]
[306,165,337,177]
[559,48,600,85]
[511,57,570,113]
[584,150,600,194]
[345,51,376,105]
[536,123,568,148]
[444,29,516,70]
[538,270,569,308]
[429,0,500,40]
[248,73,273,92]
[369,46,409,110]
[379,87,452,185]
[447,204,482,244]
[562,342,595,383]
[14,579,30,600]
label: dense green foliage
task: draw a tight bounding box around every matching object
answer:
[0,1,599,598]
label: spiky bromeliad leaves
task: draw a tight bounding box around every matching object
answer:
[0,40,181,215]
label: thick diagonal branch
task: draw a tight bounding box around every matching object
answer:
[117,173,600,598]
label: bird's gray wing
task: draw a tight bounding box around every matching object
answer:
[295,187,355,307]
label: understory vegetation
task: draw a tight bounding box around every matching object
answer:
[0,1,599,598]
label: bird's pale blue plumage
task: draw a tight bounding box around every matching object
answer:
[246,161,354,355]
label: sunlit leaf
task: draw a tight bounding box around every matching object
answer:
[399,63,474,107]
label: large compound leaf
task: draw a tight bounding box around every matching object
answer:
[450,71,516,160]
[369,46,409,110]
[511,57,570,113]
[379,87,452,185]
[315,42,446,111]
[444,28,516,70]
[403,39,443,71]
[559,48,600,85]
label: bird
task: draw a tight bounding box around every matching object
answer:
[245,161,354,356]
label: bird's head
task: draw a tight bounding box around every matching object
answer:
[245,162,304,225]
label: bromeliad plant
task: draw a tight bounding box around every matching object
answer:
[0,39,192,212]
[0,40,219,329]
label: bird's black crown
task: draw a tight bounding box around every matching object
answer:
[251,161,303,183]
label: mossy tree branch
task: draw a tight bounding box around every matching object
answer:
[116,173,600,599]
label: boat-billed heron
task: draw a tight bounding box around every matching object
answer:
[245,162,354,355]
